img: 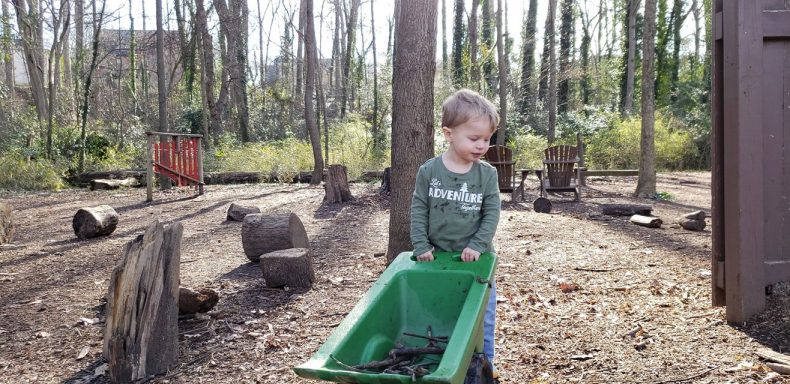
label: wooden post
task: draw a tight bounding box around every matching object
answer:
[104,220,182,382]
[197,137,204,195]
[576,132,586,186]
[146,134,154,202]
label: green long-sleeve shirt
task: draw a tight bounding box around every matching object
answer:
[410,156,501,256]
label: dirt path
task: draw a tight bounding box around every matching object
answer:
[0,172,787,383]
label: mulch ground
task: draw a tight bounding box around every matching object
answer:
[0,172,788,383]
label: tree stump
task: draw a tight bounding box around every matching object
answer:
[630,214,663,228]
[601,204,653,216]
[73,205,120,239]
[241,213,309,262]
[678,210,706,231]
[380,167,392,194]
[260,248,315,288]
[179,287,219,315]
[103,220,182,383]
[533,197,552,213]
[226,203,261,222]
[0,203,13,244]
[325,164,353,203]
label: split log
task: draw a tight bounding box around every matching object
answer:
[178,287,219,314]
[630,214,663,228]
[73,205,120,239]
[678,210,706,231]
[241,213,309,262]
[104,220,182,383]
[533,197,552,213]
[90,177,141,190]
[325,164,353,203]
[380,167,392,194]
[260,248,315,288]
[226,203,261,222]
[0,203,13,244]
[601,204,653,216]
[756,348,790,366]
[766,363,790,375]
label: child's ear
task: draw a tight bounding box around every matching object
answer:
[442,126,452,141]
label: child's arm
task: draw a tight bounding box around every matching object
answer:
[410,165,433,259]
[466,169,501,254]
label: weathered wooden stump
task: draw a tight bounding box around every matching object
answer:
[260,248,315,288]
[533,197,552,213]
[179,287,219,315]
[0,202,13,244]
[380,167,392,194]
[325,164,353,203]
[90,177,140,190]
[103,220,182,383]
[242,213,309,262]
[630,214,663,228]
[601,204,653,216]
[678,210,706,231]
[226,202,261,222]
[73,205,119,239]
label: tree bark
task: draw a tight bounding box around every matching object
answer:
[558,0,574,114]
[195,0,220,145]
[468,0,479,90]
[340,0,360,117]
[518,0,537,119]
[46,0,70,159]
[0,202,13,244]
[325,164,353,203]
[241,213,309,262]
[622,0,640,116]
[547,0,558,144]
[104,221,181,383]
[73,205,119,239]
[13,0,48,121]
[301,0,323,185]
[77,0,106,173]
[387,0,437,262]
[2,0,14,95]
[451,0,464,87]
[441,0,447,76]
[226,203,261,222]
[495,0,507,145]
[636,0,657,197]
[260,248,315,289]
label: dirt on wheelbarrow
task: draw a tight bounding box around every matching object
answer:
[0,172,788,383]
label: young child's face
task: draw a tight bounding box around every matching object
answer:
[443,116,495,163]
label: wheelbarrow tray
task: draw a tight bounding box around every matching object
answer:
[294,251,496,384]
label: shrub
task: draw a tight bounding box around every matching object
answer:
[0,153,64,191]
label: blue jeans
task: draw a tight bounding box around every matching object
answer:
[483,281,496,368]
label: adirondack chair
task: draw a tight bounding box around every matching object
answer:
[483,145,517,192]
[540,145,582,201]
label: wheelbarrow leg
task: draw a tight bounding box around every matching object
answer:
[464,353,496,384]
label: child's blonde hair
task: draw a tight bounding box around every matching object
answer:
[441,89,500,131]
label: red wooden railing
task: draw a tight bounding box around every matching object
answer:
[146,132,204,201]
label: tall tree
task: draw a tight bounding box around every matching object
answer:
[557,0,574,114]
[2,0,14,95]
[451,0,464,86]
[518,0,537,120]
[636,0,657,197]
[387,0,437,262]
[578,0,594,108]
[547,0,558,143]
[668,0,685,103]
[441,0,447,76]
[468,0,479,89]
[302,0,322,185]
[495,0,507,145]
[480,0,496,94]
[195,0,221,144]
[653,0,670,105]
[77,0,106,173]
[156,0,167,135]
[370,0,383,158]
[13,0,48,122]
[216,0,250,142]
[620,0,640,116]
[45,0,70,158]
[537,2,553,108]
[340,0,360,117]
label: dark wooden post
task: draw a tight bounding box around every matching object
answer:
[576,132,586,186]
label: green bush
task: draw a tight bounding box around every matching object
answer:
[508,133,549,170]
[0,153,64,191]
[208,138,314,182]
[326,115,390,179]
[586,113,698,170]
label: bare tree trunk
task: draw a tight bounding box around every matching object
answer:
[387,0,437,262]
[623,0,640,116]
[370,0,382,158]
[2,0,14,98]
[195,0,220,145]
[77,0,106,173]
[295,2,304,111]
[495,0,507,145]
[469,0,479,90]
[340,0,360,117]
[61,0,71,95]
[636,0,657,197]
[441,0,447,76]
[13,0,48,121]
[302,0,323,185]
[691,0,700,71]
[547,0,557,144]
[46,0,70,159]
[215,0,250,142]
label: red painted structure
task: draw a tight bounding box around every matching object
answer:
[145,132,205,201]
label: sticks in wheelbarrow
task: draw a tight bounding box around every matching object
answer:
[354,346,445,370]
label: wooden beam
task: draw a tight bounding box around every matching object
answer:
[582,169,639,177]
[762,10,790,38]
[765,260,790,286]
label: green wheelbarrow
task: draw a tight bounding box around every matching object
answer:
[294,251,497,383]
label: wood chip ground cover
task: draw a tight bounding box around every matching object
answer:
[0,172,788,383]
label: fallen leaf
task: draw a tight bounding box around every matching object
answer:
[559,282,580,293]
[77,346,89,360]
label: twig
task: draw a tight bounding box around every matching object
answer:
[329,354,373,373]
[574,267,621,272]
[652,367,715,384]
[402,332,449,344]
[686,311,719,319]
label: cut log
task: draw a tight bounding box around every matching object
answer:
[682,210,706,221]
[380,167,392,194]
[533,197,552,213]
[226,203,261,222]
[325,164,353,203]
[0,203,13,244]
[241,213,309,262]
[601,204,653,216]
[73,205,120,239]
[260,248,315,288]
[178,287,219,314]
[679,218,706,231]
[767,363,790,375]
[103,220,182,382]
[630,214,663,228]
[756,348,790,366]
[68,170,146,187]
[90,177,141,190]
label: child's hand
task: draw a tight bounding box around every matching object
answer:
[416,251,434,261]
[461,247,480,262]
